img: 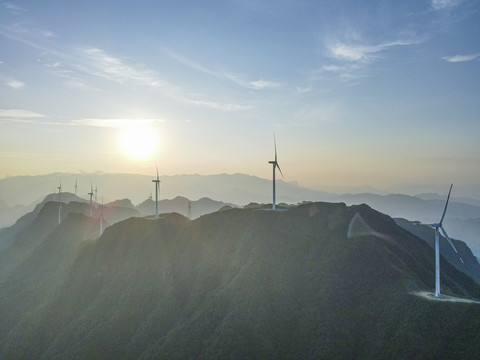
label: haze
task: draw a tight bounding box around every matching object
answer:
[1,0,479,197]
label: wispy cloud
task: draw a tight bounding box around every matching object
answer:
[431,0,462,10]
[166,49,282,90]
[2,2,27,13]
[327,40,420,63]
[0,109,44,118]
[1,21,251,112]
[5,79,25,89]
[442,53,480,62]
[70,118,166,128]
[182,98,252,111]
[295,86,312,94]
[81,48,163,88]
[319,38,421,81]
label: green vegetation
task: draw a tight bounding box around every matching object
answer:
[1,202,480,359]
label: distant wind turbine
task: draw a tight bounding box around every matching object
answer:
[420,184,464,297]
[88,183,94,217]
[99,202,105,236]
[94,185,98,205]
[149,190,153,215]
[57,181,62,224]
[57,181,62,202]
[152,163,161,218]
[188,200,191,219]
[74,179,78,196]
[268,134,284,210]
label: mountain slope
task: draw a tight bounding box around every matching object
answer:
[1,203,480,359]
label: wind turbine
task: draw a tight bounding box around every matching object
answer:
[74,179,78,196]
[94,185,98,205]
[188,200,192,219]
[152,163,161,218]
[149,190,153,215]
[57,181,62,224]
[426,184,464,297]
[88,184,94,217]
[99,200,105,236]
[268,134,284,210]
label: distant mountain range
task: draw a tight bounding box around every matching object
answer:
[1,172,479,255]
[1,201,480,358]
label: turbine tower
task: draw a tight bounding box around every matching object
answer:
[88,184,94,217]
[74,179,78,196]
[57,181,62,202]
[149,190,153,215]
[427,184,464,297]
[57,181,62,224]
[99,210,105,236]
[152,163,161,218]
[268,134,284,210]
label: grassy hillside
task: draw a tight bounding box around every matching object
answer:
[1,202,480,359]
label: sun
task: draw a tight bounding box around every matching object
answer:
[118,125,158,160]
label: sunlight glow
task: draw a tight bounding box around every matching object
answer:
[118,126,158,160]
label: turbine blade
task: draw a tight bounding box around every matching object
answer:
[274,133,277,163]
[440,226,458,253]
[276,162,284,179]
[439,184,453,224]
[156,161,159,180]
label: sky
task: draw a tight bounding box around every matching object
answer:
[0,0,479,197]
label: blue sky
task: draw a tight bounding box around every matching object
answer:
[0,0,479,196]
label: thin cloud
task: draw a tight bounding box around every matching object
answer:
[6,79,25,89]
[2,2,27,13]
[71,118,166,128]
[431,0,462,10]
[167,49,282,90]
[41,30,56,38]
[1,23,251,112]
[0,109,44,118]
[442,53,480,62]
[327,39,420,63]
[295,86,312,94]
[82,48,163,88]
[321,38,421,81]
[183,98,252,111]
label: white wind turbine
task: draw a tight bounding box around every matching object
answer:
[268,134,284,210]
[152,163,161,218]
[425,184,464,297]
[99,213,105,235]
[88,183,94,217]
[149,189,153,215]
[99,197,105,235]
[57,181,62,224]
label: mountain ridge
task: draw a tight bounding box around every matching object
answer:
[1,201,480,358]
